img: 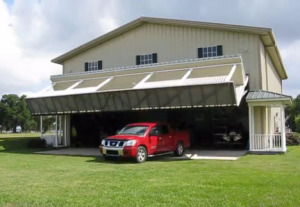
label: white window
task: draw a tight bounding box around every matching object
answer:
[203,46,217,58]
[140,54,153,65]
[88,61,98,71]
[198,45,223,58]
[85,60,102,72]
[136,53,157,65]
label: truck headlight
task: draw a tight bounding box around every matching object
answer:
[101,139,106,146]
[125,140,136,146]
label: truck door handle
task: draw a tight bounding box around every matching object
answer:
[158,137,162,140]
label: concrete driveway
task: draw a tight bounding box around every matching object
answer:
[36,148,247,161]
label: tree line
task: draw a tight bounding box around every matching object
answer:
[0,94,38,132]
[286,94,300,133]
[0,94,53,133]
[0,93,299,133]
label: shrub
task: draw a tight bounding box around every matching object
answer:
[27,138,46,148]
[286,132,300,146]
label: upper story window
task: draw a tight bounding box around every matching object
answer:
[136,53,157,65]
[85,60,102,72]
[198,45,223,58]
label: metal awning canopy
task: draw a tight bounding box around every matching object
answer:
[246,90,292,106]
[26,56,248,115]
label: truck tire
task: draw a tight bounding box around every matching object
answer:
[135,146,147,163]
[174,142,184,157]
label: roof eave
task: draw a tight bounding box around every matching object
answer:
[260,30,288,80]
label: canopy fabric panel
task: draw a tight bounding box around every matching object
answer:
[26,56,248,115]
[53,81,78,91]
[26,83,237,115]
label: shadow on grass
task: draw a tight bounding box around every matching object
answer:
[0,136,191,164]
[0,137,52,154]
[86,153,192,164]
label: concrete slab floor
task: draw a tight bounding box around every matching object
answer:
[36,148,248,161]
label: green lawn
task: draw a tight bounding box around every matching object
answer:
[0,134,299,207]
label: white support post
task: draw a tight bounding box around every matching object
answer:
[95,76,114,91]
[225,64,237,82]
[55,115,58,147]
[40,116,43,139]
[133,73,153,89]
[180,68,193,83]
[59,116,62,145]
[64,115,67,146]
[248,105,254,151]
[280,105,287,152]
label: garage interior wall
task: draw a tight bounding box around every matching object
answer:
[69,101,249,149]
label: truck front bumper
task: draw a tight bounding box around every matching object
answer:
[99,146,138,158]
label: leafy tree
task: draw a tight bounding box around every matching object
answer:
[31,116,55,133]
[41,116,55,133]
[0,94,38,132]
[295,115,300,133]
[286,94,300,132]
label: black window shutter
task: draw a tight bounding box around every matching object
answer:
[152,53,157,63]
[198,48,203,58]
[136,55,141,65]
[98,60,102,70]
[85,62,88,71]
[217,45,223,56]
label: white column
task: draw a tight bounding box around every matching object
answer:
[64,115,67,146]
[40,116,43,139]
[248,106,254,151]
[280,105,287,152]
[55,115,58,147]
[59,116,62,145]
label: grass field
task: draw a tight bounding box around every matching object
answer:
[0,134,299,207]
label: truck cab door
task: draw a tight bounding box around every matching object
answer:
[149,126,164,153]
[151,125,172,152]
[159,124,173,151]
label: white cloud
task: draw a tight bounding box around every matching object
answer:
[281,40,300,98]
[11,0,119,56]
[0,0,299,98]
[0,0,61,96]
[0,0,119,97]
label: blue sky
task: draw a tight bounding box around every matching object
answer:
[0,0,299,98]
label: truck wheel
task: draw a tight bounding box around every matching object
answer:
[174,142,184,157]
[136,146,147,163]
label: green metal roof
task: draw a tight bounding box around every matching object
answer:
[246,90,292,102]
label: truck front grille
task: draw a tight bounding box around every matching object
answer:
[104,140,125,148]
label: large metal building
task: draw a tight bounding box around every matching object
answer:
[26,17,291,153]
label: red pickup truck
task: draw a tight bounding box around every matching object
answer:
[99,122,190,163]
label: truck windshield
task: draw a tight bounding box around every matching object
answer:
[118,125,148,136]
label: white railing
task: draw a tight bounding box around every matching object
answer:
[250,134,282,151]
[42,134,56,147]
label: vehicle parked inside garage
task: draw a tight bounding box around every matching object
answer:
[99,122,190,163]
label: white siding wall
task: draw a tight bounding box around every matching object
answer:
[63,23,263,90]
[259,41,282,93]
[266,55,282,93]
[259,41,267,90]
